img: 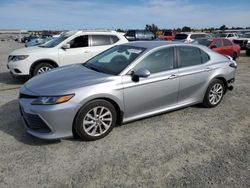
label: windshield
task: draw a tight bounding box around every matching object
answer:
[40,35,68,48]
[217,33,227,37]
[83,45,146,75]
[193,39,213,47]
[174,34,188,40]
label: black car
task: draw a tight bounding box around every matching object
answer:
[125,30,155,41]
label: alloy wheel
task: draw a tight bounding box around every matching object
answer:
[209,83,223,105]
[83,106,112,137]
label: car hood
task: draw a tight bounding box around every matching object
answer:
[22,64,112,95]
[10,46,54,55]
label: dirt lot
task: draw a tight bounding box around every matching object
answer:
[0,41,249,188]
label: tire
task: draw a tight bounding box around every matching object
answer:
[246,51,250,56]
[32,62,55,76]
[74,99,117,141]
[202,79,225,108]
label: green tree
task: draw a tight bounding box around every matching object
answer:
[182,26,191,32]
[145,24,159,35]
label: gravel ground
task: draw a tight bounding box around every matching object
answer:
[0,41,249,188]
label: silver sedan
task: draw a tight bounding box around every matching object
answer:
[19,41,237,141]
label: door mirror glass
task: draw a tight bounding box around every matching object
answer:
[62,43,70,49]
[132,68,150,82]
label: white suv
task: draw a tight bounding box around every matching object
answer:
[174,32,212,43]
[7,30,128,77]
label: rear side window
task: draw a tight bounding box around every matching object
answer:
[110,35,119,44]
[175,34,188,40]
[133,47,174,74]
[69,35,88,48]
[200,49,210,63]
[91,35,111,46]
[223,39,233,46]
[178,46,203,67]
[136,31,144,38]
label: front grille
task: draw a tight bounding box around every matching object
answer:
[19,93,37,99]
[20,106,51,133]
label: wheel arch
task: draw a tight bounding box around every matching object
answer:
[30,59,59,76]
[72,97,124,137]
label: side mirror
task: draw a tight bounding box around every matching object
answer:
[62,43,70,49]
[210,45,217,49]
[132,68,150,82]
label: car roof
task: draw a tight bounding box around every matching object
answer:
[123,41,184,50]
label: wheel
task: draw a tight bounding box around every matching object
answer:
[202,79,225,108]
[74,100,117,141]
[32,62,55,76]
[246,51,250,56]
[232,52,237,60]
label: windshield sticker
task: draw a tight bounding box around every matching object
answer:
[127,49,143,54]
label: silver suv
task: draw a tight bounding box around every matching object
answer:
[19,41,237,141]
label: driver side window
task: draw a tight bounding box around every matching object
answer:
[69,35,89,48]
[133,47,174,74]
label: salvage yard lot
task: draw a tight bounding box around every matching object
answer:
[0,41,249,187]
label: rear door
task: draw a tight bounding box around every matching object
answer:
[89,35,116,57]
[177,46,212,104]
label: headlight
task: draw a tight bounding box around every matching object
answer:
[9,55,29,62]
[31,94,74,105]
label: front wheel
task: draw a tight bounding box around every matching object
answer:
[74,100,117,141]
[203,79,225,108]
[32,62,55,76]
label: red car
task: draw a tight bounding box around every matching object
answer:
[194,38,240,60]
[159,30,175,41]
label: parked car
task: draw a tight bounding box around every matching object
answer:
[21,35,39,43]
[19,41,237,141]
[125,30,155,41]
[25,37,53,47]
[217,33,239,40]
[7,30,128,77]
[158,30,175,41]
[246,41,250,56]
[173,32,212,43]
[193,38,240,60]
[233,32,250,50]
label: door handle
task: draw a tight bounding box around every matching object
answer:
[204,67,212,72]
[84,50,91,53]
[168,74,178,79]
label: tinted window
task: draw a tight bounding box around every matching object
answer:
[125,30,135,37]
[178,46,202,67]
[228,34,233,37]
[190,34,206,39]
[164,31,173,36]
[133,47,174,74]
[200,50,210,63]
[214,39,222,47]
[175,34,188,40]
[110,35,119,44]
[223,39,232,46]
[194,39,213,47]
[92,35,111,46]
[69,35,88,48]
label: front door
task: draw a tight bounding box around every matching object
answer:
[122,47,179,120]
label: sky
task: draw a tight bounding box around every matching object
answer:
[0,0,249,30]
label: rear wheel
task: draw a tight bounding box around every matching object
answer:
[32,62,55,76]
[74,100,117,141]
[203,79,225,108]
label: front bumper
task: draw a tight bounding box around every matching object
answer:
[19,98,78,140]
[7,60,31,76]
